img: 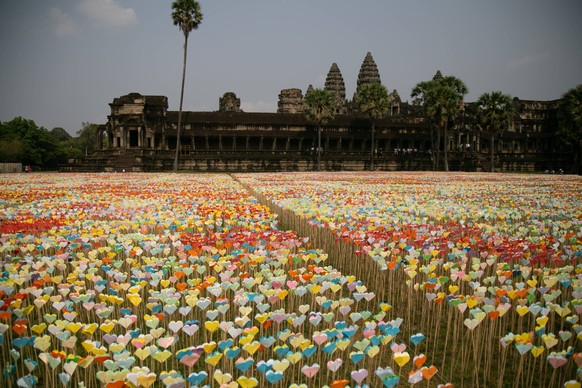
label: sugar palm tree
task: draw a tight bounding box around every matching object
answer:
[412,73,468,171]
[475,91,514,172]
[171,0,203,171]
[355,83,390,170]
[303,89,335,171]
[558,84,582,174]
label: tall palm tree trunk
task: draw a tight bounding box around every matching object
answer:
[174,35,189,171]
[317,125,321,171]
[435,126,441,170]
[490,133,495,172]
[577,139,582,175]
[370,120,375,170]
[429,119,436,171]
[443,120,449,171]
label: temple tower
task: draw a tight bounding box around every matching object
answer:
[355,52,382,98]
[219,92,242,112]
[277,88,304,114]
[304,84,314,100]
[324,63,348,114]
[390,89,401,115]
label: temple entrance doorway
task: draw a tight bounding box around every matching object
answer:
[129,129,139,147]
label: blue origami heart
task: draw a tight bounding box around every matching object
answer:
[383,375,400,388]
[410,333,426,346]
[218,339,233,351]
[235,358,254,372]
[225,347,241,360]
[187,371,208,385]
[322,342,336,355]
[350,351,365,364]
[302,345,317,358]
[265,370,284,384]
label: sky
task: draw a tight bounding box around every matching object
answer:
[1,1,581,135]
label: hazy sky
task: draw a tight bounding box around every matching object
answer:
[1,1,581,135]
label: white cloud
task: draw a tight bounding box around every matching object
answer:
[77,0,137,28]
[241,100,277,113]
[49,7,81,38]
[507,51,550,68]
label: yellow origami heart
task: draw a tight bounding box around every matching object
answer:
[237,376,258,388]
[31,323,47,335]
[153,350,172,363]
[203,342,217,353]
[272,359,290,372]
[243,341,260,355]
[516,306,529,317]
[286,352,302,364]
[204,321,219,333]
[214,370,232,385]
[394,351,411,367]
[135,348,151,361]
[531,346,544,358]
[136,374,156,388]
[239,334,254,346]
[205,352,222,367]
[109,343,126,353]
[127,294,142,306]
[367,345,380,358]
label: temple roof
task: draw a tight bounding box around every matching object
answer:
[111,93,168,107]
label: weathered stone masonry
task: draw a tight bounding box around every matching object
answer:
[72,53,574,172]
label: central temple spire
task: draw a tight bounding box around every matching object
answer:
[324,63,347,114]
[355,52,381,97]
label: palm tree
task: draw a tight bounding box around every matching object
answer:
[475,91,514,172]
[171,0,203,171]
[558,84,582,174]
[355,83,390,170]
[412,73,468,171]
[303,89,335,171]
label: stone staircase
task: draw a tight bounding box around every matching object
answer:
[63,149,147,172]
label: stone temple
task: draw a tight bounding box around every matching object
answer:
[69,52,573,172]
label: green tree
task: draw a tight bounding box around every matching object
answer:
[303,88,336,171]
[411,72,468,171]
[171,0,203,171]
[0,138,24,163]
[355,83,390,170]
[558,84,582,174]
[75,122,99,156]
[0,117,68,169]
[50,127,72,142]
[475,91,514,172]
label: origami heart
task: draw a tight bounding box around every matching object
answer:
[265,370,284,384]
[393,352,410,367]
[237,376,259,388]
[421,365,438,380]
[152,350,172,363]
[213,369,232,384]
[350,368,368,384]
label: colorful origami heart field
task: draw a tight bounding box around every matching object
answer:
[236,172,582,387]
[1,172,454,388]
